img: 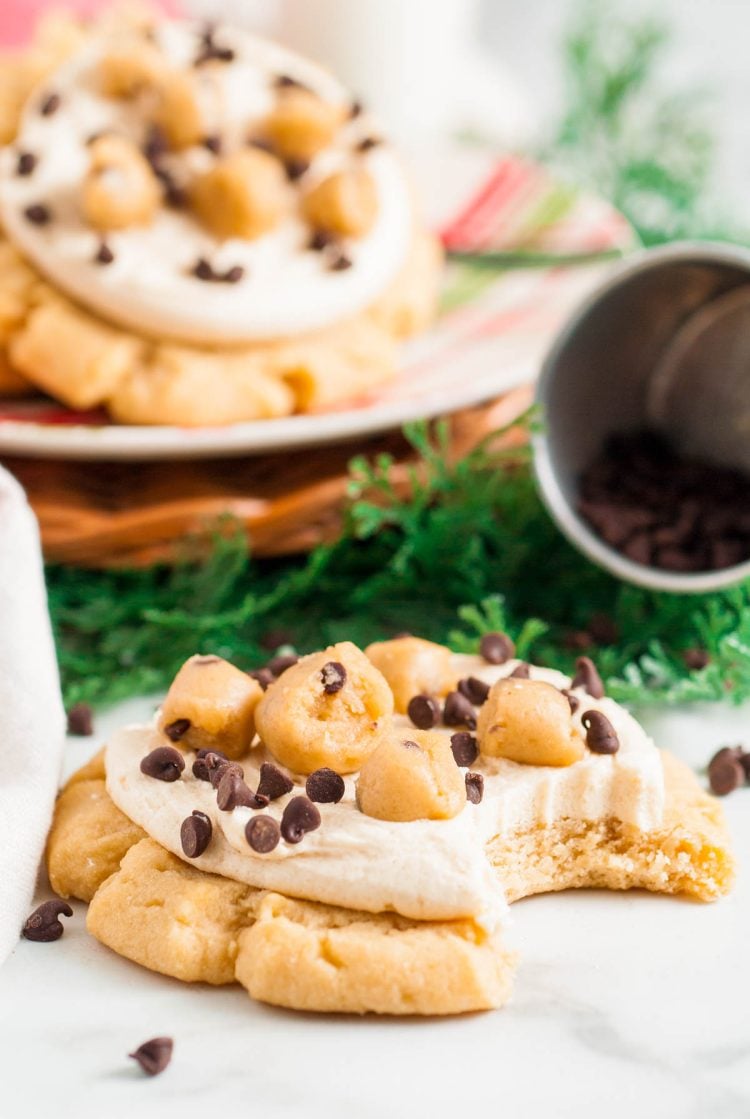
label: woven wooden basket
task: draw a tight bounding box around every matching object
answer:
[7,386,532,568]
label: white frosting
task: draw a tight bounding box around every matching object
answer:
[105,657,664,930]
[0,20,413,344]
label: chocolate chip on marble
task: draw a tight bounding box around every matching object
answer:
[321,661,346,694]
[281,796,321,844]
[129,1037,173,1077]
[457,676,490,706]
[192,749,228,782]
[479,632,515,665]
[256,761,294,801]
[571,656,605,699]
[22,899,73,942]
[40,92,61,117]
[245,814,281,853]
[180,810,212,857]
[249,667,275,691]
[465,772,484,804]
[581,710,619,755]
[508,662,530,679]
[561,689,580,714]
[267,653,299,677]
[94,240,115,265]
[708,746,746,796]
[16,151,37,176]
[407,693,440,730]
[163,717,191,742]
[140,746,185,782]
[306,767,345,803]
[216,769,257,811]
[66,702,93,736]
[450,731,478,767]
[24,203,51,225]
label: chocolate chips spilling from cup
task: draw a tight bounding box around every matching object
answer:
[578,431,750,573]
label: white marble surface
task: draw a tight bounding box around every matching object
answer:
[1,696,748,1118]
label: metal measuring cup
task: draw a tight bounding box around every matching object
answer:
[533,241,750,593]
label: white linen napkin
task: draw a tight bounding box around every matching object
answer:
[0,466,65,965]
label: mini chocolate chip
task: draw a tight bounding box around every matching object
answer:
[180,810,212,857]
[321,661,346,694]
[402,739,422,750]
[129,1037,173,1077]
[741,753,750,783]
[24,203,51,225]
[443,691,477,729]
[561,689,580,714]
[328,252,352,272]
[22,899,73,942]
[508,662,530,679]
[143,124,167,165]
[281,796,321,844]
[457,676,490,705]
[465,772,484,804]
[249,667,275,690]
[708,747,746,796]
[308,229,333,252]
[571,656,605,699]
[268,653,299,677]
[95,240,114,265]
[450,731,478,767]
[192,749,228,782]
[203,134,222,154]
[306,767,345,803]
[245,814,281,853]
[140,746,185,781]
[581,710,619,755]
[192,257,215,281]
[164,718,191,742]
[274,74,306,90]
[256,761,294,801]
[480,632,515,665]
[40,93,61,116]
[407,693,440,730]
[247,136,274,154]
[223,265,245,283]
[285,158,309,181]
[195,44,235,65]
[209,758,242,790]
[349,99,363,118]
[684,648,710,671]
[356,136,381,152]
[216,770,257,811]
[16,151,37,176]
[66,702,93,736]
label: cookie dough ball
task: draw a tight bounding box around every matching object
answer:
[82,134,161,230]
[364,636,457,714]
[98,42,163,98]
[356,729,465,822]
[255,642,393,774]
[190,148,288,240]
[158,654,263,760]
[263,88,344,162]
[302,170,378,238]
[152,68,223,150]
[476,678,584,767]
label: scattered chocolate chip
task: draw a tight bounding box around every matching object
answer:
[407,693,440,730]
[190,257,244,283]
[284,158,309,181]
[40,92,61,117]
[564,630,592,652]
[708,746,746,796]
[180,810,212,857]
[158,170,187,209]
[328,252,352,272]
[142,124,168,165]
[16,151,37,176]
[480,632,515,665]
[261,628,295,651]
[450,731,478,767]
[281,796,321,844]
[195,43,235,65]
[203,134,222,154]
[249,667,275,690]
[465,772,484,804]
[588,613,619,646]
[140,746,185,782]
[306,767,345,803]
[349,99,363,118]
[571,656,605,699]
[129,1037,173,1077]
[24,203,51,225]
[192,749,228,782]
[268,653,299,677]
[443,691,477,729]
[66,702,93,736]
[561,689,580,714]
[216,769,257,811]
[274,74,306,90]
[581,710,619,755]
[22,899,73,942]
[508,662,530,679]
[94,240,114,265]
[256,761,294,801]
[321,661,346,694]
[223,265,245,284]
[741,754,750,782]
[308,228,333,252]
[245,814,281,853]
[209,758,242,790]
[457,676,490,705]
[684,648,710,671]
[164,718,191,742]
[401,739,422,750]
[356,136,381,152]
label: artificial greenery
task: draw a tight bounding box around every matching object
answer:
[47,418,750,710]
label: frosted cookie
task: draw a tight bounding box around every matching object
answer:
[0,12,442,418]
[46,638,736,1016]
